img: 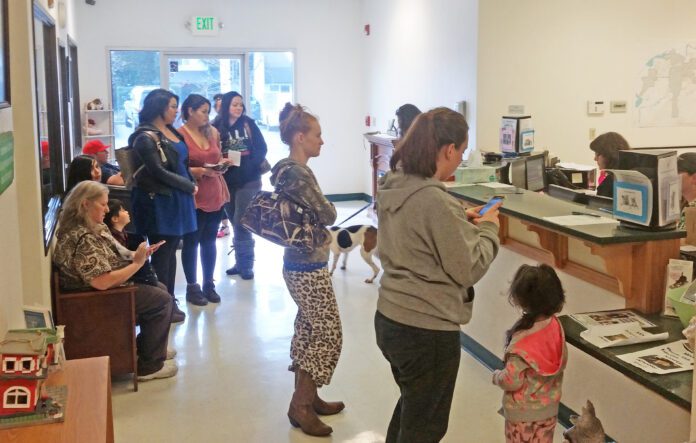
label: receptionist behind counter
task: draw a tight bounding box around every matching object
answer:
[590,132,631,197]
[677,152,696,230]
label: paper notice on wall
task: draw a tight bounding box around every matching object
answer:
[609,169,652,226]
[618,340,694,374]
[657,155,681,226]
[580,322,668,349]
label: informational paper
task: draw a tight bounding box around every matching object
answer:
[618,340,694,374]
[556,162,596,172]
[664,259,693,315]
[579,322,668,349]
[610,169,652,226]
[478,182,515,189]
[444,182,475,188]
[542,215,619,226]
[656,155,681,226]
[227,150,241,166]
[679,279,696,304]
[570,310,656,328]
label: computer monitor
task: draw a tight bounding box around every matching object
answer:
[509,158,527,189]
[525,153,547,192]
[547,184,589,205]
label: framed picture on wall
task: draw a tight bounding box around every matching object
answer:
[23,305,54,329]
[0,0,9,108]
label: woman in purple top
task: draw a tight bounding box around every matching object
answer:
[179,94,231,305]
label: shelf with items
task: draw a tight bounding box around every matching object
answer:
[83,106,115,158]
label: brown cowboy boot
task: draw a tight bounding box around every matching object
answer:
[294,369,345,415]
[287,370,332,436]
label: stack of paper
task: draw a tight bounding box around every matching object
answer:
[580,322,668,349]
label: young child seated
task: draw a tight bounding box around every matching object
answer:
[492,263,567,443]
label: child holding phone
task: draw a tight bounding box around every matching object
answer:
[492,263,567,443]
[376,107,501,442]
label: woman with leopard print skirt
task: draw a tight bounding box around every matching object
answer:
[272,102,343,437]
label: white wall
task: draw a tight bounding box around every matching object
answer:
[73,0,366,195]
[362,0,479,183]
[478,0,696,165]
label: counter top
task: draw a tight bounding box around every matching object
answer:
[559,312,691,410]
[449,185,685,245]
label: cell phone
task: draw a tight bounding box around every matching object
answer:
[478,196,504,215]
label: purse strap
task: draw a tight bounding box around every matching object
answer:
[132,130,165,181]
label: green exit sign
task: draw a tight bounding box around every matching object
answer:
[191,16,218,36]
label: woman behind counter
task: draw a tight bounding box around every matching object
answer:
[590,132,630,198]
[128,89,198,323]
[53,181,176,381]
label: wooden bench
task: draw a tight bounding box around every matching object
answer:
[51,270,138,391]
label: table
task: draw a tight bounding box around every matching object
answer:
[0,357,114,443]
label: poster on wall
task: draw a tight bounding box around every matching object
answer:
[0,131,13,195]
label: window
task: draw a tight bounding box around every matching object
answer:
[4,387,30,407]
[3,358,16,372]
[21,358,33,372]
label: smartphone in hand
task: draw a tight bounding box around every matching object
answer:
[479,196,504,215]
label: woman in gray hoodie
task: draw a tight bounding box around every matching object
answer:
[375,107,501,443]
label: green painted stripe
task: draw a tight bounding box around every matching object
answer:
[460,332,616,442]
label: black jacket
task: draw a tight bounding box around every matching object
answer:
[214,115,268,188]
[128,124,195,196]
[596,173,614,198]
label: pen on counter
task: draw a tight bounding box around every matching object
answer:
[571,211,601,218]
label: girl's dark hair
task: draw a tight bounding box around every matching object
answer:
[66,155,97,194]
[395,103,421,136]
[139,89,179,124]
[278,102,317,146]
[390,107,468,177]
[505,264,566,347]
[181,94,212,137]
[589,132,630,169]
[104,199,124,230]
[215,91,245,135]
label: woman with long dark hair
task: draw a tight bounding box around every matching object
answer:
[128,88,197,323]
[179,94,230,305]
[212,91,268,280]
[66,154,101,194]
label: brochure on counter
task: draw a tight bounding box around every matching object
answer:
[569,310,656,329]
[579,321,668,349]
[618,340,694,374]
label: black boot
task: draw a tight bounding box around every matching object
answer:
[229,239,255,280]
[185,283,208,306]
[202,281,221,303]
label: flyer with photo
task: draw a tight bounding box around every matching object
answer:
[579,322,668,349]
[569,310,656,329]
[664,259,693,316]
[618,340,694,375]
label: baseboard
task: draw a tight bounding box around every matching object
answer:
[460,332,616,442]
[325,193,372,203]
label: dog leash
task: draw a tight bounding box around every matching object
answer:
[334,201,373,227]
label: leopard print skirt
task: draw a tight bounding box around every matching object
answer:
[283,266,342,387]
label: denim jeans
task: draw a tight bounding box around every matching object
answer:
[223,179,262,243]
[375,311,461,443]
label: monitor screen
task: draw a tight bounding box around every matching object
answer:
[547,184,589,205]
[526,154,546,192]
[509,159,526,189]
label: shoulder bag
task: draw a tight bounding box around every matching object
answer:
[114,131,164,189]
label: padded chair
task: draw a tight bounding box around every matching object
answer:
[51,269,139,391]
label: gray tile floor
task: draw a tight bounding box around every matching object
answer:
[111,201,565,442]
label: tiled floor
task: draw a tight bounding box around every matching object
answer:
[111,201,565,442]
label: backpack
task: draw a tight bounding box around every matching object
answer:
[241,164,330,252]
[114,131,163,189]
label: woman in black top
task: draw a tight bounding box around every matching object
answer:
[590,132,630,198]
[213,91,268,280]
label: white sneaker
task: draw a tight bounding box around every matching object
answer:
[166,348,177,360]
[137,361,178,381]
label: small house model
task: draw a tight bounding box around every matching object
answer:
[0,329,59,417]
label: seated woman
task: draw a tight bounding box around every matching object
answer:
[589,132,630,198]
[53,181,176,381]
[66,154,102,194]
[678,153,696,230]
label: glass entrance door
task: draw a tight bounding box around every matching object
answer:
[163,54,244,122]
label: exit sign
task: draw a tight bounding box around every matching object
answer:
[191,16,219,36]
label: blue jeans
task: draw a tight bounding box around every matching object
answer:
[224,180,261,244]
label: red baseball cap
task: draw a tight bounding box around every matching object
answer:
[82,139,110,155]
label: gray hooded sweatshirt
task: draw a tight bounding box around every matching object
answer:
[377,171,500,331]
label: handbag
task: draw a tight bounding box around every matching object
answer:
[241,165,330,252]
[114,131,162,189]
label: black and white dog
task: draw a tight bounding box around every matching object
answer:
[329,225,380,283]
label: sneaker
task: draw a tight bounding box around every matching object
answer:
[202,282,221,303]
[171,299,186,323]
[166,348,177,360]
[137,360,178,381]
[186,283,208,306]
[217,225,230,238]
